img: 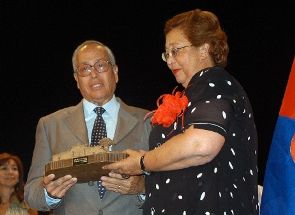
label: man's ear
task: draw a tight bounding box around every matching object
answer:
[73,73,80,89]
[113,65,119,83]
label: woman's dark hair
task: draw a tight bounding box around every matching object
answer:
[0,152,25,203]
[164,9,229,67]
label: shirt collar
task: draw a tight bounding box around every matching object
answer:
[83,95,120,119]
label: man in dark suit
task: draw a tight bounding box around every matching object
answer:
[24,40,151,215]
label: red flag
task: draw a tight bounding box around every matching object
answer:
[280,58,295,119]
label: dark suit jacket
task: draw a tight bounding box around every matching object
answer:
[24,98,151,215]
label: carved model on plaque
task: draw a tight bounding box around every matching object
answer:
[44,138,127,183]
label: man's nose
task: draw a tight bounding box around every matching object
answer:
[90,69,98,78]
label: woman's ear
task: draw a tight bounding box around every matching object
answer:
[200,43,210,60]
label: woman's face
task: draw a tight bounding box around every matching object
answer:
[164,28,210,88]
[0,159,19,188]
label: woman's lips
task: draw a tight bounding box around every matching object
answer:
[172,69,181,75]
[3,176,17,180]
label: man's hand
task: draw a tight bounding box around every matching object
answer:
[43,174,77,199]
[101,172,144,195]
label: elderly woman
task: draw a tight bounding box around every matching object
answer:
[105,9,258,215]
[0,153,38,215]
[104,8,259,215]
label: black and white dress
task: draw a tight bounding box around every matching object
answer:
[144,67,259,215]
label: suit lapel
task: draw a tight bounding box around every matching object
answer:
[62,99,139,146]
[64,102,89,145]
[113,100,138,144]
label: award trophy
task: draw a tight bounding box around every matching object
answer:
[44,138,127,183]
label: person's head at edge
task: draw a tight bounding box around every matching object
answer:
[0,152,24,203]
[72,40,119,106]
[162,9,229,88]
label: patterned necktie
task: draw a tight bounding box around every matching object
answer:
[91,107,107,199]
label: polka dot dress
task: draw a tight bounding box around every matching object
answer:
[144,67,259,215]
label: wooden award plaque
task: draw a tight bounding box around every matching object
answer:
[44,138,127,183]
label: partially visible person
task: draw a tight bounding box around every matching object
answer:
[24,40,151,215]
[104,8,259,214]
[0,152,38,215]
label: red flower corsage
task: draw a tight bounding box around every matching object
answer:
[146,88,188,128]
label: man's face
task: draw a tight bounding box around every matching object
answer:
[74,44,118,105]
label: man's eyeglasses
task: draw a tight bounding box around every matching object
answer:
[161,45,193,62]
[75,59,113,77]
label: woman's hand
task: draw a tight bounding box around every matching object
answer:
[103,149,145,175]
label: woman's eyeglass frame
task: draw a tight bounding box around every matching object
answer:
[161,45,193,62]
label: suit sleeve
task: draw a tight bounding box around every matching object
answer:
[142,117,152,150]
[24,118,57,211]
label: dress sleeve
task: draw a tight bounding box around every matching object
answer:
[185,98,233,136]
